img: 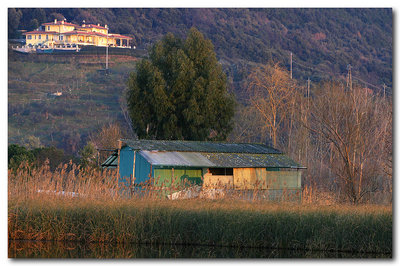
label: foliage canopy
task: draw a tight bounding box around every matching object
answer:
[127,28,235,140]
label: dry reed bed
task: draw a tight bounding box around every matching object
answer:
[8,163,392,254]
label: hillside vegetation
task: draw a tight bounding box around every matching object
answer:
[8,50,138,153]
[9,8,392,90]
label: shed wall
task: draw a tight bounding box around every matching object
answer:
[265,170,301,189]
[118,146,134,194]
[232,168,301,190]
[233,168,256,189]
[203,174,234,188]
[153,168,202,188]
[134,152,152,185]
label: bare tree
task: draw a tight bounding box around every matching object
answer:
[89,123,125,163]
[307,82,391,203]
[246,63,297,149]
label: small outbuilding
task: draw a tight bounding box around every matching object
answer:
[103,139,305,199]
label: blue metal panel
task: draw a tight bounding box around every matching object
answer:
[134,151,152,185]
[119,146,134,191]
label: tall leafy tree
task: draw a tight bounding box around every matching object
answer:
[127,28,235,140]
[8,8,22,38]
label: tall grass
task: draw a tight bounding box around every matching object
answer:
[8,162,392,254]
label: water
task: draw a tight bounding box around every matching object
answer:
[8,240,391,259]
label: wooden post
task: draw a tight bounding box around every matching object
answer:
[116,139,122,189]
[131,150,136,195]
[150,164,153,182]
[383,83,386,99]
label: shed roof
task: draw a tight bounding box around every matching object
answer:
[101,150,118,168]
[137,150,301,168]
[122,139,281,154]
[202,152,302,168]
[140,151,215,167]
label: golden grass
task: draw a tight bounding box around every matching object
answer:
[8,162,392,254]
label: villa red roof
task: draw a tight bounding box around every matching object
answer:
[63,30,108,37]
[109,34,133,39]
[63,30,132,39]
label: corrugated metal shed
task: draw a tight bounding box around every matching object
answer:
[103,140,304,169]
[122,139,281,154]
[104,139,304,196]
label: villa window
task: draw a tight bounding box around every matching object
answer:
[27,35,32,40]
[46,35,48,40]
[38,35,41,39]
[47,26,50,31]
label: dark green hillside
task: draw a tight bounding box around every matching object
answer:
[9,8,393,89]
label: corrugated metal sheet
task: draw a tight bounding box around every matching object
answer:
[101,151,118,168]
[201,152,302,168]
[122,139,281,154]
[140,151,216,167]
[137,150,301,168]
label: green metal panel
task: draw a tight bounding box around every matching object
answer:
[153,167,202,188]
[265,170,301,189]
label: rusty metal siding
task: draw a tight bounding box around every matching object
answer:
[232,168,302,190]
[233,168,256,189]
[203,174,234,188]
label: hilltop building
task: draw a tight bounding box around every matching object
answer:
[22,19,132,48]
[102,139,305,200]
